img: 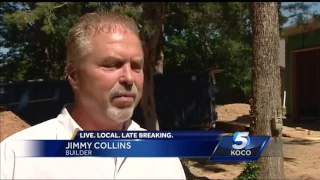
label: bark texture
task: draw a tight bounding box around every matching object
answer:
[250,2,285,179]
[139,3,164,130]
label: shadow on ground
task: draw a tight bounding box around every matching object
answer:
[281,118,320,132]
[284,157,296,162]
[180,158,242,179]
[181,158,210,180]
[223,115,320,132]
[283,138,320,145]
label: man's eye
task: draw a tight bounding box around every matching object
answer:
[131,62,144,72]
[131,64,142,71]
[102,64,115,68]
[102,63,122,69]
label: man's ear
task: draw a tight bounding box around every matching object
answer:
[66,63,78,90]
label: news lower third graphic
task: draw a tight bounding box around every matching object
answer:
[210,132,270,162]
[14,131,270,162]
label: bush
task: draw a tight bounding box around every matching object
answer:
[234,162,259,180]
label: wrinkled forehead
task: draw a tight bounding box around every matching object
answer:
[91,29,143,50]
[86,26,144,62]
[88,22,142,43]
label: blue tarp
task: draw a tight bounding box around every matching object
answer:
[0,81,74,125]
[0,71,217,130]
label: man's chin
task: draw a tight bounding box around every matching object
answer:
[105,107,134,122]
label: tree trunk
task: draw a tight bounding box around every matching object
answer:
[140,3,164,130]
[250,2,285,179]
[155,24,164,74]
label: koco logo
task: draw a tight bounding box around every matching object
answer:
[232,132,250,150]
[211,131,270,160]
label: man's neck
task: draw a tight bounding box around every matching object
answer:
[68,103,125,131]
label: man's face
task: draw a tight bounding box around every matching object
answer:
[69,28,144,123]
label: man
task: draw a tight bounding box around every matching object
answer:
[0,12,187,179]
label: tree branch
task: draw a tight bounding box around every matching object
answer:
[53,2,68,9]
[286,12,308,19]
[164,12,176,18]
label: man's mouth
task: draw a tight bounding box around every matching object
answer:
[111,93,137,105]
[112,93,136,99]
[110,92,137,108]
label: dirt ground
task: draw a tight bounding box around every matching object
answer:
[0,110,30,141]
[1,105,320,179]
[184,103,320,180]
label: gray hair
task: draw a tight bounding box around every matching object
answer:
[66,11,141,66]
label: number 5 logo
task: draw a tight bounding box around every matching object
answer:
[232,132,250,150]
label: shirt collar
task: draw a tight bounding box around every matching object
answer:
[56,104,142,139]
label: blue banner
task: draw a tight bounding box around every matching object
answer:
[20,139,219,157]
[14,131,270,162]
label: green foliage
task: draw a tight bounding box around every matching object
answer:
[0,2,319,103]
[164,2,252,99]
[112,3,164,38]
[0,2,107,81]
[235,162,260,180]
[111,3,142,23]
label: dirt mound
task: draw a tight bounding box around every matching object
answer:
[0,111,30,141]
[216,103,250,123]
[216,103,320,139]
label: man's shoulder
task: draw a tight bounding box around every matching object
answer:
[141,157,186,179]
[128,120,146,131]
[1,117,60,144]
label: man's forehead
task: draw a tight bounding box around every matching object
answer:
[92,30,141,46]
[89,33,144,61]
[91,23,138,39]
[111,32,124,41]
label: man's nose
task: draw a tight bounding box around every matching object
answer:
[120,64,134,85]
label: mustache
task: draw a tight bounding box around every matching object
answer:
[109,85,138,98]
